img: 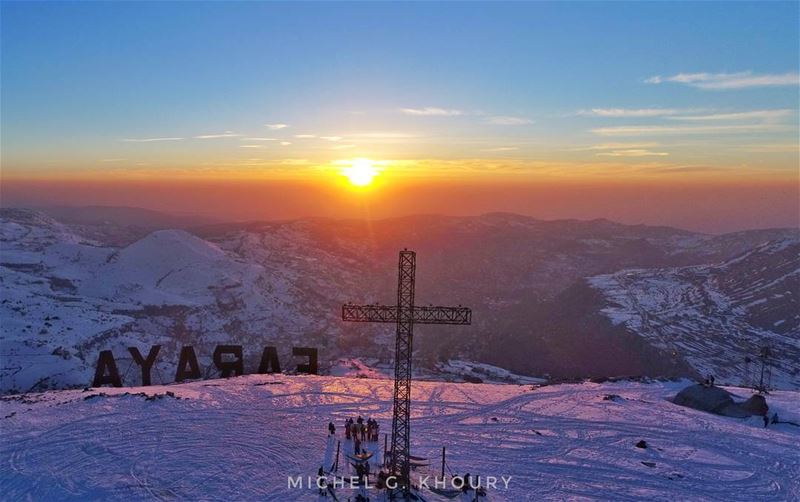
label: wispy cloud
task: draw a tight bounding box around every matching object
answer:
[576,142,660,151]
[265,123,289,130]
[332,144,356,150]
[350,132,417,140]
[241,137,278,141]
[666,109,793,121]
[736,143,800,153]
[320,136,342,142]
[122,137,183,142]
[645,71,800,90]
[485,116,533,125]
[591,124,784,136]
[579,108,679,117]
[280,141,291,146]
[596,149,669,157]
[194,131,240,139]
[480,146,519,152]
[239,145,263,149]
[400,107,463,116]
[643,164,728,174]
[294,134,316,138]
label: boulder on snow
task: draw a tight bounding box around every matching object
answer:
[740,394,769,416]
[673,384,735,414]
[672,384,767,418]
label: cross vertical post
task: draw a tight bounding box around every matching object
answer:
[342,249,471,499]
[392,250,415,490]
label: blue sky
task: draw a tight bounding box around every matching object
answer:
[2,1,798,179]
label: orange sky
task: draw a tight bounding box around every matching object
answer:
[2,177,797,234]
[3,2,798,234]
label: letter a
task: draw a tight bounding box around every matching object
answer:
[93,350,122,387]
[258,346,282,374]
[175,346,201,382]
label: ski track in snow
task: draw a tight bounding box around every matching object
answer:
[1,375,798,501]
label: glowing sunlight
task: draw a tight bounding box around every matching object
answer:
[340,158,380,187]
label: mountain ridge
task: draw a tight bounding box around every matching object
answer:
[1,207,797,393]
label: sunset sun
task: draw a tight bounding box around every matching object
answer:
[341,158,379,187]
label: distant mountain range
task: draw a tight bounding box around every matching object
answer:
[1,206,797,393]
[589,239,799,389]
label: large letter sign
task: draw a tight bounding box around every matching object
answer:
[93,350,122,387]
[129,345,161,386]
[293,347,318,375]
[92,344,320,387]
[213,345,244,377]
[175,346,202,382]
[257,346,282,374]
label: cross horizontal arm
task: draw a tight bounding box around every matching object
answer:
[342,304,472,325]
[413,306,471,324]
[342,304,398,323]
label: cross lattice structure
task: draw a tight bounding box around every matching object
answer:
[342,250,471,497]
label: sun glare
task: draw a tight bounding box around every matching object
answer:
[342,158,379,187]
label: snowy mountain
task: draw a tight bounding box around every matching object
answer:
[1,207,798,393]
[589,239,800,389]
[1,375,798,500]
[0,211,333,393]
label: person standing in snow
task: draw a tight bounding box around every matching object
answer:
[317,466,327,495]
[376,470,387,490]
[345,418,352,440]
[328,421,336,436]
[355,434,362,455]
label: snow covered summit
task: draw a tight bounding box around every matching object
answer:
[0,375,798,500]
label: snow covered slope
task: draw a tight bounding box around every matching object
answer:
[0,375,798,500]
[0,211,341,393]
[3,208,798,393]
[589,238,800,389]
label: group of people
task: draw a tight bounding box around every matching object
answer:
[326,416,381,456]
[344,416,380,442]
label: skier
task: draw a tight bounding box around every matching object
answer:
[317,466,327,496]
[376,470,387,490]
[329,421,336,436]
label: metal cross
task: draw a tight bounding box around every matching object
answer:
[342,250,471,496]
